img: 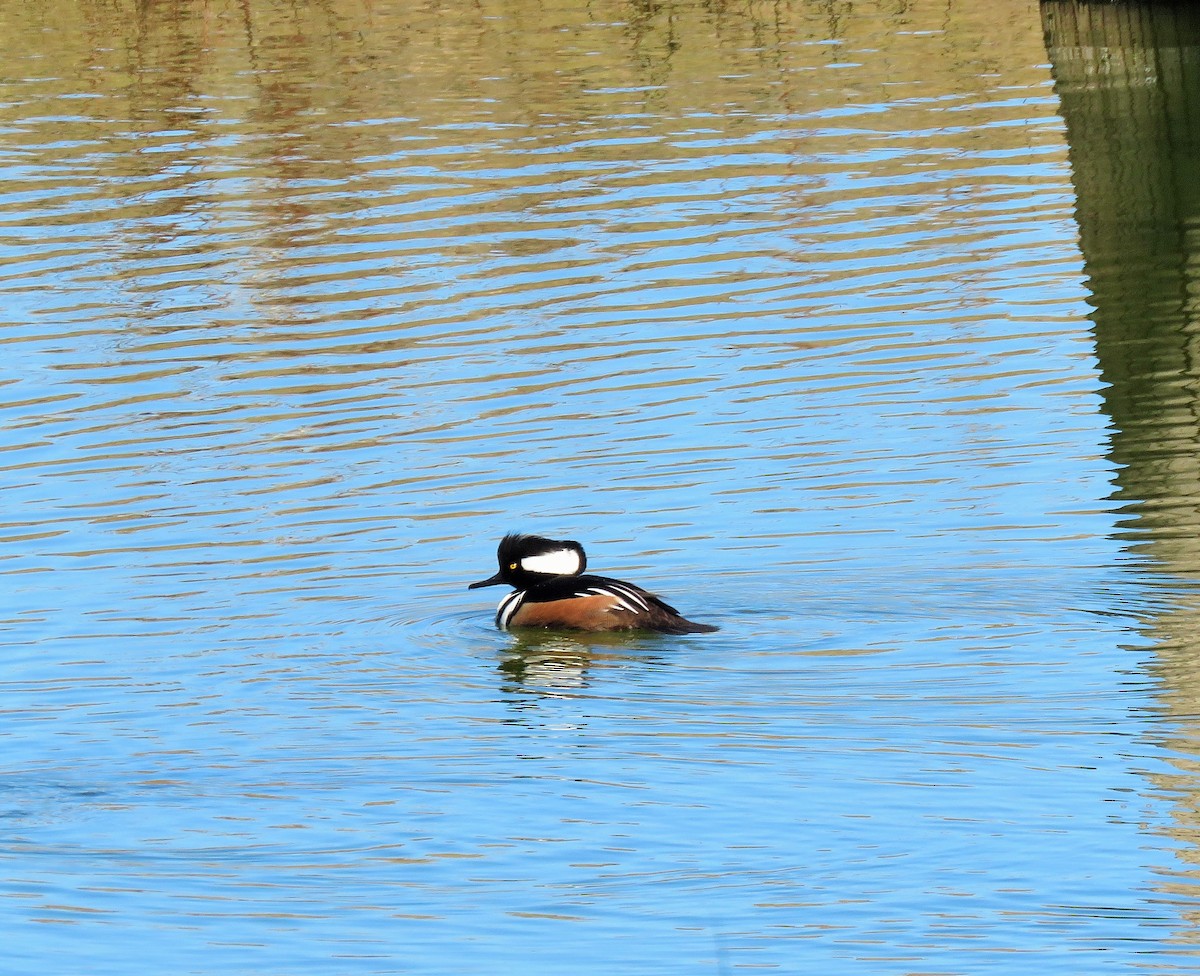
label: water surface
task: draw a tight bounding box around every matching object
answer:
[3,1,1198,973]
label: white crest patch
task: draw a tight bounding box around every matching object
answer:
[520,548,582,577]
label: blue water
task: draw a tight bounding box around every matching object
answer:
[2,1,1198,973]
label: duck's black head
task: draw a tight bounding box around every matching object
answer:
[468,533,588,590]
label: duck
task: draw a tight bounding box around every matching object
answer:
[469,533,718,634]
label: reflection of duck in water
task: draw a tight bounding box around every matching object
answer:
[469,533,718,634]
[497,629,673,690]
[496,632,593,689]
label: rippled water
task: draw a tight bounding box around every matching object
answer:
[4,0,1200,973]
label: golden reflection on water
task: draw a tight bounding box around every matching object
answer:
[0,0,1058,326]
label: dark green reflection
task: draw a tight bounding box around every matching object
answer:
[1044,1,1200,572]
[1045,2,1200,937]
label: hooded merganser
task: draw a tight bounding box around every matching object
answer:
[469,533,718,634]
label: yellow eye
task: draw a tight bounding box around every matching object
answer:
[509,562,518,570]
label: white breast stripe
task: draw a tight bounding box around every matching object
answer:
[521,548,582,576]
[496,591,525,629]
[585,584,651,615]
